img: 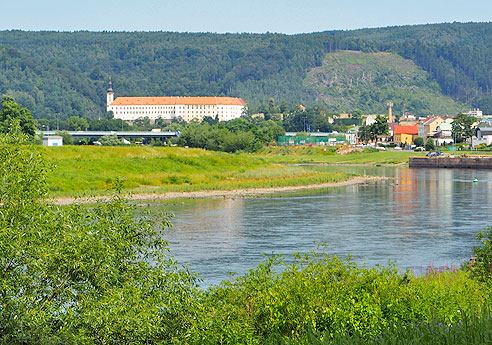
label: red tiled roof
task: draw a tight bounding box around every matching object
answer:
[423,116,444,125]
[110,96,246,106]
[111,97,177,105]
[394,125,418,135]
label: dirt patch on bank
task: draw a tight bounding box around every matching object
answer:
[53,176,390,205]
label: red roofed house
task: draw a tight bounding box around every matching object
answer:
[106,80,246,122]
[418,116,445,141]
[393,125,419,145]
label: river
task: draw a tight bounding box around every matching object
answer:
[155,167,492,287]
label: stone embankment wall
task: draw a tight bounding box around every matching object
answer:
[409,155,492,169]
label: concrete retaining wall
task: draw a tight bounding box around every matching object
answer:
[409,156,492,169]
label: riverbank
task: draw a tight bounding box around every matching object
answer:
[39,145,406,199]
[54,175,388,205]
[258,146,425,164]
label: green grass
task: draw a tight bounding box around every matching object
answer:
[39,146,357,197]
[258,146,424,165]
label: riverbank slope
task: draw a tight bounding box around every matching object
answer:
[41,146,409,200]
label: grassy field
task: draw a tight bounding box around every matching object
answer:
[41,145,492,197]
[40,146,356,197]
[258,146,425,164]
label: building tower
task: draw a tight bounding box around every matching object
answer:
[387,102,393,123]
[107,79,114,110]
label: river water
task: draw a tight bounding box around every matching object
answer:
[155,167,492,287]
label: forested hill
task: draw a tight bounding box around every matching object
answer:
[0,22,492,120]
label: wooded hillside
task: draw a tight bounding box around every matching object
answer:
[0,22,491,119]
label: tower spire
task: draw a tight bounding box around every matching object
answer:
[107,78,113,92]
[107,78,115,109]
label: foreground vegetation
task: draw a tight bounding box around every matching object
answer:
[2,132,492,344]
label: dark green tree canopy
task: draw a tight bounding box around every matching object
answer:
[0,96,36,137]
[1,23,492,119]
[357,115,388,143]
[425,137,436,151]
[413,137,424,147]
[65,116,89,131]
[452,113,476,143]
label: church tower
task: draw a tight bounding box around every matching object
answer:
[107,79,114,110]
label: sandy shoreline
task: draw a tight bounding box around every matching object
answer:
[53,176,390,205]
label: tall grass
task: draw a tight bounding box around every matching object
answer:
[39,146,355,197]
[270,312,492,344]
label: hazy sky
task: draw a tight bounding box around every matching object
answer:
[2,0,491,33]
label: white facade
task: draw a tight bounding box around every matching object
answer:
[106,83,246,123]
[472,127,492,147]
[466,108,483,118]
[43,136,63,147]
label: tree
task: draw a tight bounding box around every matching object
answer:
[452,113,476,143]
[357,125,371,144]
[414,137,424,147]
[202,115,218,125]
[371,115,389,141]
[0,130,198,343]
[358,115,388,143]
[65,116,89,131]
[471,226,492,282]
[352,109,362,119]
[425,137,435,151]
[55,130,74,145]
[0,96,36,137]
[279,100,289,113]
[98,134,123,146]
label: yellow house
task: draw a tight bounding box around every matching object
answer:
[394,125,419,145]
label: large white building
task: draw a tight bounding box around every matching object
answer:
[106,81,246,122]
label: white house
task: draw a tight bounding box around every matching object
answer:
[435,118,454,145]
[466,108,483,118]
[472,125,492,147]
[42,136,63,147]
[106,81,246,123]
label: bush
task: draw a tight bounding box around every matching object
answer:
[191,251,488,343]
[0,130,199,343]
[413,137,424,147]
[425,138,435,151]
[55,130,73,145]
[98,134,123,146]
[471,226,492,282]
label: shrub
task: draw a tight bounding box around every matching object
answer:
[0,130,199,343]
[98,134,123,146]
[190,251,489,343]
[55,130,73,145]
[471,226,492,282]
[413,137,424,147]
[425,138,435,151]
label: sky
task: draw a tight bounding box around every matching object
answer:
[2,0,491,34]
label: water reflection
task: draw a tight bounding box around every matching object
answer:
[158,167,492,287]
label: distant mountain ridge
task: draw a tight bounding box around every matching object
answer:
[0,22,491,119]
